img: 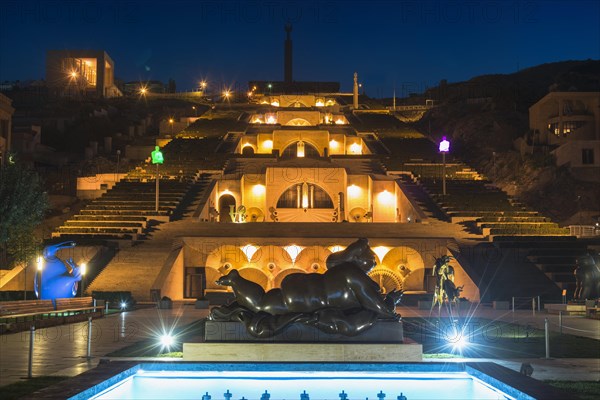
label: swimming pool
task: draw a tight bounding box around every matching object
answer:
[66,363,539,400]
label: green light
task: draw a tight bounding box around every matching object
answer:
[151,146,164,164]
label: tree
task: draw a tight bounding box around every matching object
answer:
[0,161,49,268]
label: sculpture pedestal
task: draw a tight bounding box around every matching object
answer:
[204,320,404,343]
[183,342,422,362]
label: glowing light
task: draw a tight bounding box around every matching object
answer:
[335,118,346,125]
[81,263,87,276]
[241,244,259,262]
[220,189,232,196]
[450,329,469,352]
[377,189,394,205]
[328,245,346,253]
[315,99,324,107]
[262,139,273,149]
[350,142,362,154]
[270,100,280,107]
[297,141,305,158]
[372,246,391,264]
[37,256,44,271]
[140,87,147,95]
[70,71,77,78]
[200,81,207,89]
[120,301,127,310]
[168,118,174,124]
[223,90,231,99]
[268,83,272,89]
[347,184,361,198]
[252,184,265,196]
[247,91,253,97]
[159,333,174,349]
[283,245,304,263]
[439,136,450,152]
[266,115,276,124]
[252,117,263,124]
[329,139,338,149]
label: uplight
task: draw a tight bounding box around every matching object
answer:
[252,184,266,196]
[377,190,394,205]
[350,142,362,154]
[347,184,361,198]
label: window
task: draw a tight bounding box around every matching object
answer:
[281,141,320,158]
[582,149,595,165]
[276,184,334,209]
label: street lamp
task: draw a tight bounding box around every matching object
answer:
[200,81,207,92]
[168,118,174,135]
[439,136,450,196]
[80,263,87,297]
[151,146,164,213]
[116,149,121,182]
[36,255,44,299]
[192,105,197,117]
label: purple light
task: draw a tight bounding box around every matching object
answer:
[439,136,450,152]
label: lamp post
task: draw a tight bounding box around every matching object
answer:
[192,106,197,117]
[168,118,174,135]
[36,255,44,299]
[439,136,450,196]
[116,149,121,182]
[151,146,164,213]
[80,263,87,297]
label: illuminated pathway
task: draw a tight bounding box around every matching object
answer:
[0,305,209,387]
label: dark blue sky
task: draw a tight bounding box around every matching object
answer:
[1,0,598,97]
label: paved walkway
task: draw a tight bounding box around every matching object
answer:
[0,304,598,388]
[0,305,210,387]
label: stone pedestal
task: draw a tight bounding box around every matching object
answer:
[183,342,422,362]
[204,320,404,343]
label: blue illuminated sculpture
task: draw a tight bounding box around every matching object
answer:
[34,241,83,301]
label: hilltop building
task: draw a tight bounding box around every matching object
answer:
[46,50,122,98]
[0,93,15,164]
[527,91,600,181]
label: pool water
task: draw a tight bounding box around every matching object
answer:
[82,368,518,400]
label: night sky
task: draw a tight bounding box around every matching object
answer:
[1,0,598,97]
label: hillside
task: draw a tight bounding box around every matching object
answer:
[414,60,600,224]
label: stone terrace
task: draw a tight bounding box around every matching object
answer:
[53,138,227,242]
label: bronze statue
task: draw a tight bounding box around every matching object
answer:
[574,253,600,301]
[209,238,402,337]
[431,255,463,313]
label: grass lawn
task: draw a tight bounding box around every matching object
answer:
[544,381,600,400]
[106,317,599,360]
[0,376,69,400]
[105,319,204,357]
[402,317,600,359]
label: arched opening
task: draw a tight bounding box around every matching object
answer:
[218,194,236,222]
[281,141,320,158]
[238,268,269,290]
[273,268,306,288]
[241,145,255,155]
[290,101,308,108]
[276,183,334,209]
